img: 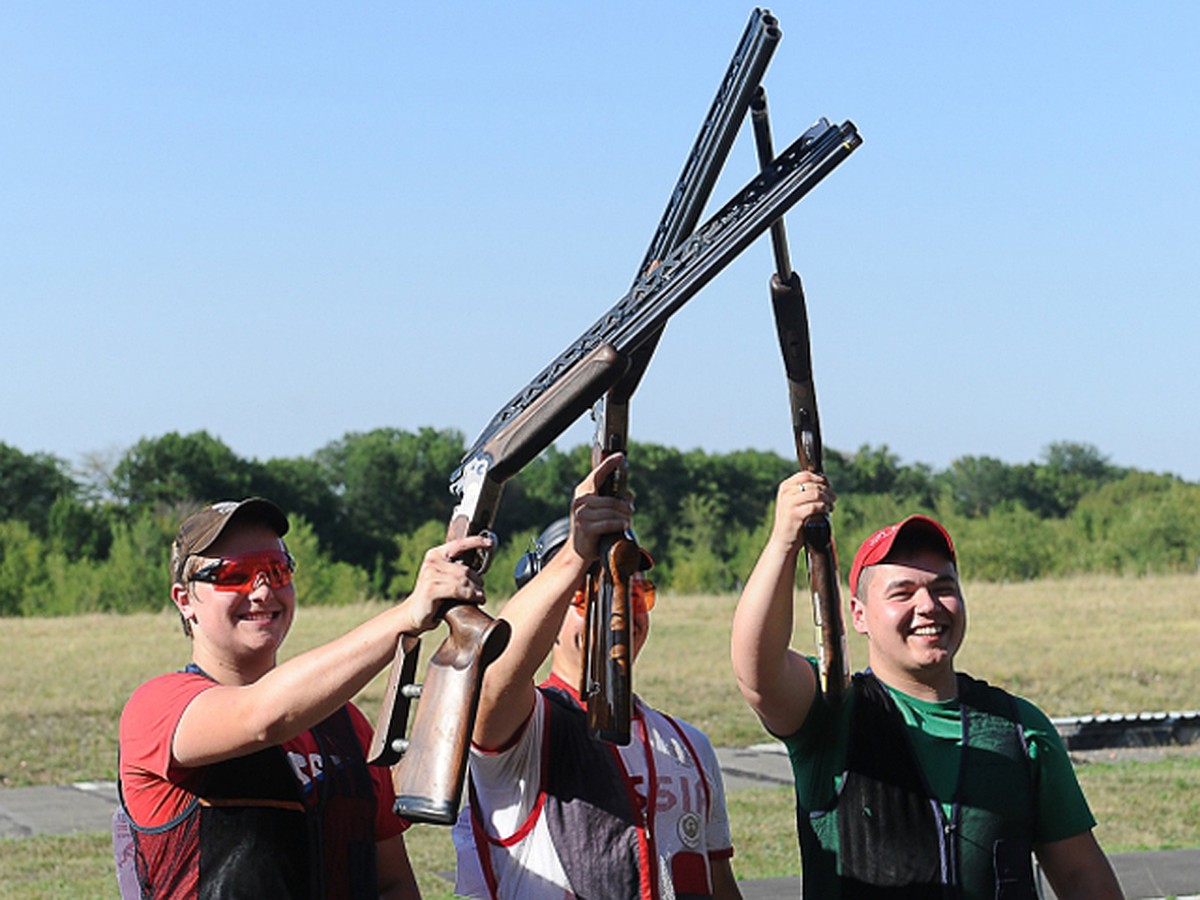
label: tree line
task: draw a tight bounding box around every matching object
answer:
[1,430,1197,618]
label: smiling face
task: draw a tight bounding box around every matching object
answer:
[850,546,966,700]
[172,521,296,683]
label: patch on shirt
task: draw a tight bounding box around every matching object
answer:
[677,811,703,848]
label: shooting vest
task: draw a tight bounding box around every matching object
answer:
[468,682,717,899]
[117,668,378,899]
[800,672,1038,900]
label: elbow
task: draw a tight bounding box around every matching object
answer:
[241,703,299,750]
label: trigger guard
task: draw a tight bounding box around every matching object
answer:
[475,530,499,575]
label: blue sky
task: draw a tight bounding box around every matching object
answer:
[4,2,1197,483]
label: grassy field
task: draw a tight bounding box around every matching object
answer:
[2,573,1198,897]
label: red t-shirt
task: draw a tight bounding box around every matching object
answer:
[118,670,406,842]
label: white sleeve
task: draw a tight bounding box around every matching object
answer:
[452,693,562,899]
[462,690,548,838]
[681,722,734,853]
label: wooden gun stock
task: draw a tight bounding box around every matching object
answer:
[369,344,629,825]
[754,88,851,704]
[367,601,510,825]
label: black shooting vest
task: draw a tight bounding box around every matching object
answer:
[467,684,716,899]
[801,672,1038,900]
[541,686,646,897]
[120,666,379,899]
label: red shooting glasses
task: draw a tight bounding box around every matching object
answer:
[572,575,656,613]
[190,550,296,592]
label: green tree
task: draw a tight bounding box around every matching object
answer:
[91,513,173,615]
[27,551,102,616]
[112,431,252,508]
[1068,472,1200,575]
[0,520,46,615]
[836,444,934,500]
[666,493,733,593]
[314,428,465,576]
[285,516,370,607]
[622,442,691,555]
[951,503,1059,582]
[1026,441,1125,517]
[47,494,113,561]
[935,454,1026,518]
[0,443,77,534]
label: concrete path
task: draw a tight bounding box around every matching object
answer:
[2,747,1197,898]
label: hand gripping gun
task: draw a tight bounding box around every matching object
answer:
[751,87,851,704]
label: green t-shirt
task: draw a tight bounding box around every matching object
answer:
[781,661,1096,899]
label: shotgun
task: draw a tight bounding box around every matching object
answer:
[580,419,640,744]
[369,344,630,825]
[582,6,781,745]
[751,87,851,704]
[372,105,861,824]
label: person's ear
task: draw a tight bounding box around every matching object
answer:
[172,583,196,623]
[850,595,869,635]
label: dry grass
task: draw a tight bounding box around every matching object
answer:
[2,575,1197,785]
[954,575,1200,716]
[1,574,1197,894]
[638,573,1200,746]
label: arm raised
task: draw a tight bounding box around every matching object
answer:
[473,454,632,750]
[172,535,489,768]
[731,472,835,737]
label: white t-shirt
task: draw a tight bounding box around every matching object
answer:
[453,680,733,899]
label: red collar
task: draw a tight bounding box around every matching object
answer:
[541,671,583,705]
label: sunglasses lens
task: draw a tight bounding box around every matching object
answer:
[198,552,294,591]
[632,579,655,611]
[570,579,655,612]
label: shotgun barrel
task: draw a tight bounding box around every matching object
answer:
[751,87,851,704]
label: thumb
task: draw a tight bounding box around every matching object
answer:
[580,451,626,496]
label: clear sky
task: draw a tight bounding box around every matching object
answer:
[4,2,1197,483]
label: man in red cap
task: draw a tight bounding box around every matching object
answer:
[731,471,1123,900]
[452,454,741,899]
[115,496,490,899]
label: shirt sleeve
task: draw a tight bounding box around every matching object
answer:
[679,723,734,857]
[118,672,216,826]
[1017,698,1098,843]
[462,691,546,840]
[451,695,546,898]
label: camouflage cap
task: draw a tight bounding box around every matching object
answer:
[170,498,289,583]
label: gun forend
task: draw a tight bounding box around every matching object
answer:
[476,344,630,484]
[584,536,642,745]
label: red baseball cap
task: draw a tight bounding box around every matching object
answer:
[848,515,956,596]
